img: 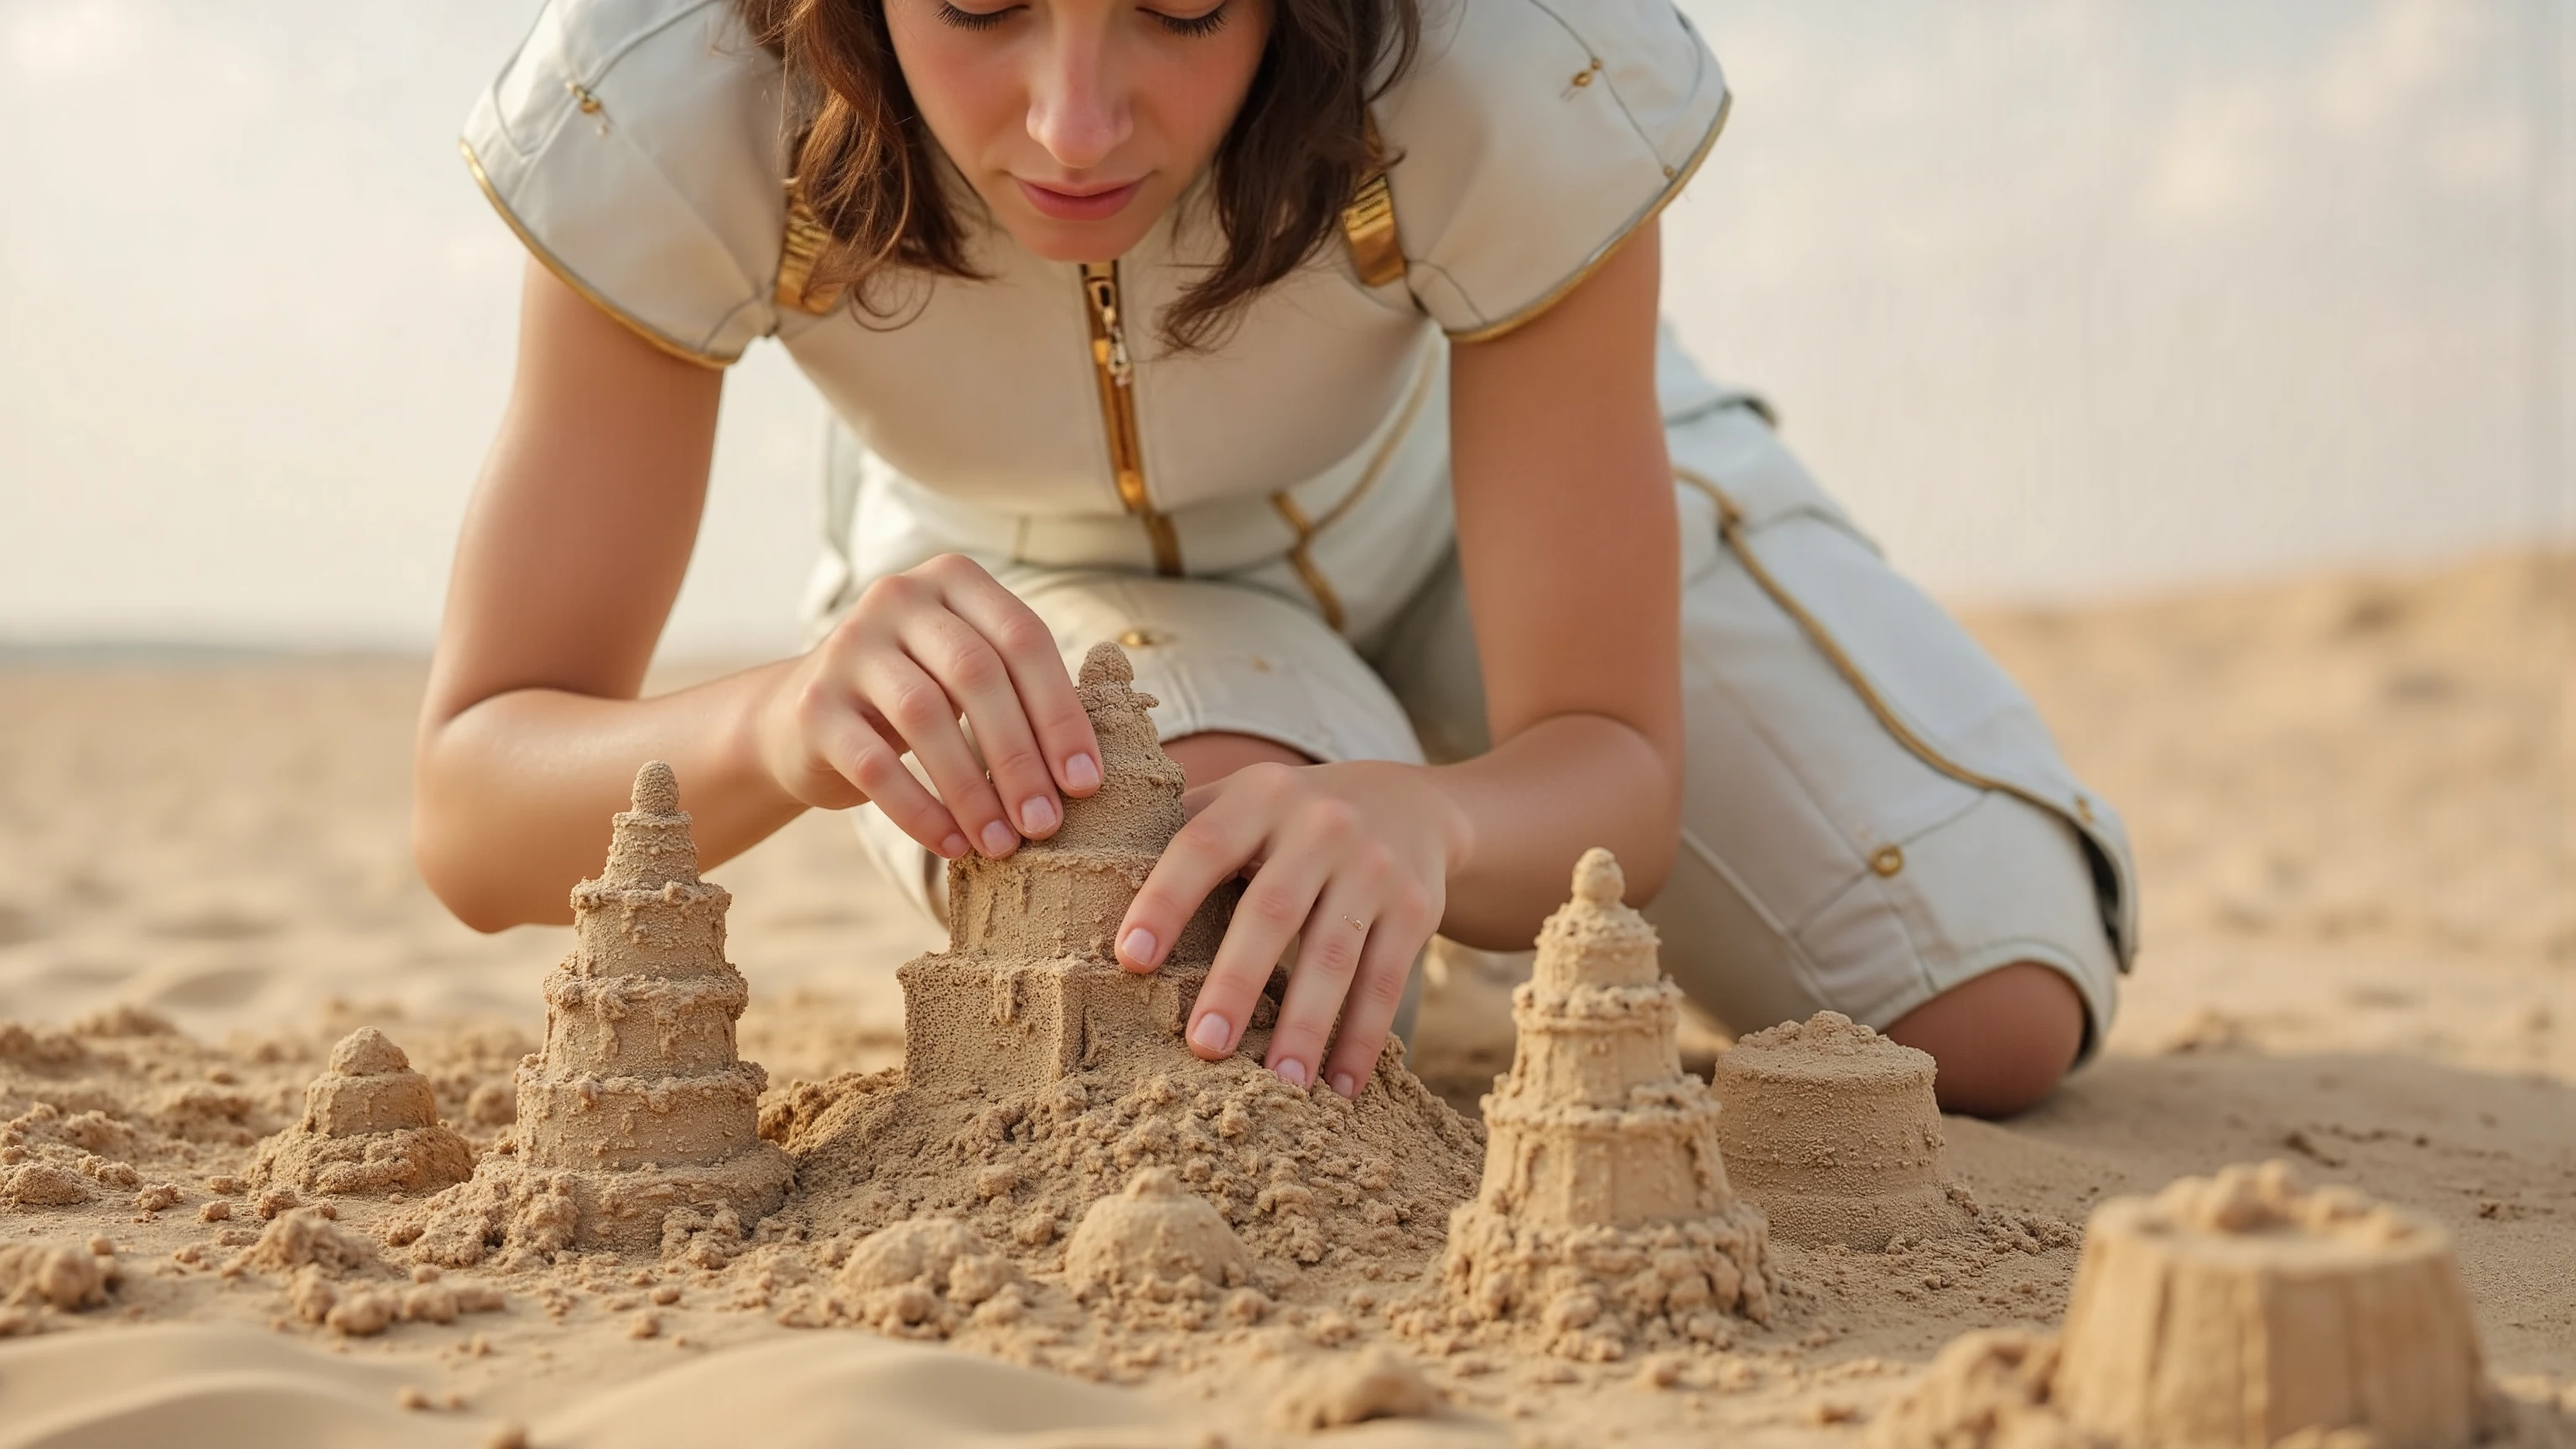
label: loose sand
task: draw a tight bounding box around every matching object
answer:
[0,553,2569,1446]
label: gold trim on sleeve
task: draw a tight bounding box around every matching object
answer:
[775,180,847,315]
[1341,116,1406,288]
[1445,89,1732,346]
[458,138,735,369]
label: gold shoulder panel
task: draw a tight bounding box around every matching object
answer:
[1342,116,1407,288]
[775,180,848,316]
[458,138,735,369]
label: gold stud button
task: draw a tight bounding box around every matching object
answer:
[1114,628,1171,649]
[2074,795,2096,824]
[1869,845,1904,877]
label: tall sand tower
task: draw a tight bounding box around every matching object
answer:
[414,763,791,1260]
[1437,849,1773,1356]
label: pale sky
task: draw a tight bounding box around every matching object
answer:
[2,0,2569,654]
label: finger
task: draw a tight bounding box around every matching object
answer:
[859,651,1016,859]
[1264,875,1382,1090]
[1320,886,1437,1099]
[897,606,1061,841]
[813,705,969,860]
[930,558,1102,798]
[1116,762,1297,975]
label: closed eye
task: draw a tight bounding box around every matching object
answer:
[936,3,1019,30]
[1150,2,1232,37]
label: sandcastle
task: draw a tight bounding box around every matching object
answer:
[897,644,1240,1098]
[1875,1162,2497,1449]
[249,1027,471,1197]
[775,645,1483,1272]
[1431,849,1773,1356]
[1711,1010,1967,1249]
[412,763,791,1259]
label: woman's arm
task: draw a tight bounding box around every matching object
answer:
[1114,221,1680,1093]
[416,261,1101,931]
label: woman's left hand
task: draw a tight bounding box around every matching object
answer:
[1114,760,1471,1099]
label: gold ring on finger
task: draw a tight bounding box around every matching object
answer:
[1342,914,1367,932]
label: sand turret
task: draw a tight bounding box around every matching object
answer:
[413,764,791,1260]
[1712,1010,1967,1249]
[1436,849,1773,1356]
[248,1027,472,1197]
[898,644,1242,1096]
[1872,1162,2498,1449]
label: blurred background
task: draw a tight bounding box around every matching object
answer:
[4,0,2572,654]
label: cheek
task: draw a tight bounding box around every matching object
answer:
[1141,23,1270,164]
[886,16,1021,158]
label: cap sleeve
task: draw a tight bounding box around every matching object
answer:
[1376,0,1729,341]
[460,0,789,366]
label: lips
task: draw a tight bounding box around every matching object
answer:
[1015,177,1145,223]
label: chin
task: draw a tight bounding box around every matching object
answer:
[1000,215,1159,265]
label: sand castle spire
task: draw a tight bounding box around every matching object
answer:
[1436,849,1773,1354]
[901,643,1241,1096]
[413,762,791,1260]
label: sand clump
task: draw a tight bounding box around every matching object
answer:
[1409,849,1773,1361]
[248,1027,473,1197]
[831,1217,1026,1338]
[1713,1010,1970,1250]
[411,763,792,1263]
[1062,1166,1253,1308]
[774,646,1483,1285]
[1875,1163,2571,1449]
[0,1239,116,1316]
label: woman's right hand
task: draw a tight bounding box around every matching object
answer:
[752,554,1101,860]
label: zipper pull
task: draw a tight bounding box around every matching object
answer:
[1083,262,1133,387]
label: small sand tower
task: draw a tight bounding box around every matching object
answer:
[1438,849,1772,1355]
[1712,1011,1966,1249]
[250,1027,472,1197]
[898,644,1241,1097]
[2052,1161,2486,1449]
[414,764,790,1259]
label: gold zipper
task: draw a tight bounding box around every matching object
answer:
[1080,262,1182,576]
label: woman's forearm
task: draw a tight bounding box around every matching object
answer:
[1428,711,1681,951]
[413,660,804,932]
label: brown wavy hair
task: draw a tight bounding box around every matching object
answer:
[739,0,1418,350]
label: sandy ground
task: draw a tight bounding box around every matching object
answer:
[0,553,2568,1446]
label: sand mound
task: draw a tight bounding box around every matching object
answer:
[833,1217,1026,1338]
[1269,1343,1443,1431]
[0,1239,114,1314]
[1712,1010,1968,1249]
[779,647,1483,1281]
[1877,1163,2568,1449]
[250,1027,473,1197]
[411,764,792,1261]
[1407,850,1773,1361]
[1063,1167,1252,1305]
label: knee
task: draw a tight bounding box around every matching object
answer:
[1882,962,2085,1119]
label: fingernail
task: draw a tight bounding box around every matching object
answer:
[938,833,969,860]
[1275,1058,1310,1088]
[1020,795,1057,834]
[1120,927,1158,967]
[1189,1013,1230,1055]
[1331,1072,1358,1099]
[1064,753,1100,792]
[979,820,1017,856]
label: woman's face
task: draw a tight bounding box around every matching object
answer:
[887,0,1273,265]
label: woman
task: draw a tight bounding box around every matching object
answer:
[418,0,2137,1116]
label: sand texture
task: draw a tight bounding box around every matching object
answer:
[0,556,2571,1445]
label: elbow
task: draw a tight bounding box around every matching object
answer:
[412,817,518,936]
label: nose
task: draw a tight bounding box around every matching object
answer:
[1025,19,1130,170]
